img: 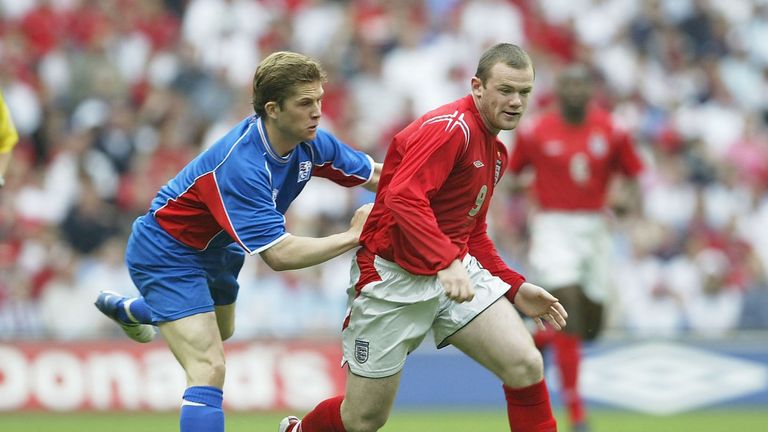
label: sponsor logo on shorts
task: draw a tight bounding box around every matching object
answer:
[354,339,369,364]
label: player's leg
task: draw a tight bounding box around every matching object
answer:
[445,297,557,432]
[94,290,156,342]
[207,243,244,342]
[524,213,582,351]
[550,284,588,430]
[160,312,226,432]
[94,217,162,342]
[341,370,401,432]
[214,304,236,341]
[553,219,609,431]
[283,370,401,432]
[281,250,438,432]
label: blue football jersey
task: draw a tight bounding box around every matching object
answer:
[149,116,373,254]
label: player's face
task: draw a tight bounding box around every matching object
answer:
[274,81,324,143]
[557,72,591,112]
[472,62,534,134]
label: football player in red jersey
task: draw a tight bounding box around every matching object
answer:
[509,64,644,432]
[280,43,567,432]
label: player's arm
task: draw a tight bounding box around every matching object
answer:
[468,218,567,329]
[469,224,568,330]
[201,155,370,270]
[311,129,381,191]
[608,125,645,216]
[468,207,566,329]
[467,218,526,298]
[260,203,372,271]
[384,127,465,271]
[361,161,382,192]
[608,175,642,217]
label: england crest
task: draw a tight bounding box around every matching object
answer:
[354,339,369,364]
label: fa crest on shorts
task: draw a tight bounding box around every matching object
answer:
[354,339,369,364]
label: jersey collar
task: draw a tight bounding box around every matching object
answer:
[256,117,293,164]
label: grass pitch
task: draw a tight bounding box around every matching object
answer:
[1,408,766,431]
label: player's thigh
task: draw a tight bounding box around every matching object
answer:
[205,244,245,308]
[126,219,219,322]
[341,369,401,431]
[343,253,441,378]
[581,221,612,303]
[158,311,225,387]
[445,298,542,387]
[529,215,583,288]
[214,304,236,341]
[581,294,604,341]
[551,284,603,339]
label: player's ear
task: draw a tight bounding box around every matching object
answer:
[264,101,280,119]
[471,77,483,98]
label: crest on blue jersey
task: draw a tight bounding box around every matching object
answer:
[298,161,313,182]
[354,339,369,364]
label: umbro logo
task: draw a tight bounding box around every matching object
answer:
[473,160,484,168]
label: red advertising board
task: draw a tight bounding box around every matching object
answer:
[0,340,345,412]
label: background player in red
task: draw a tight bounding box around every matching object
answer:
[509,64,644,432]
[280,43,568,432]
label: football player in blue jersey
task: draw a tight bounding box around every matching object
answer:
[94,51,381,432]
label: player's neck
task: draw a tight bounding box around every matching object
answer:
[560,106,586,125]
[262,120,297,157]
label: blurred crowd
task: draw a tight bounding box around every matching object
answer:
[1,0,767,341]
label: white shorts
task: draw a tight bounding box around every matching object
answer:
[341,251,509,378]
[528,212,611,302]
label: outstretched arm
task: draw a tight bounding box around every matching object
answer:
[260,203,372,271]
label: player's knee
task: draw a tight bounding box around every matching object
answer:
[342,407,389,432]
[188,357,227,388]
[208,360,227,388]
[501,348,544,387]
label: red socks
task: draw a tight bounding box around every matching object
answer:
[294,395,346,432]
[533,327,557,350]
[503,380,557,432]
[553,332,584,425]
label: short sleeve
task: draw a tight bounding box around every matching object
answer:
[310,129,373,187]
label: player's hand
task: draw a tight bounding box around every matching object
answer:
[513,282,568,330]
[348,203,374,241]
[437,259,475,303]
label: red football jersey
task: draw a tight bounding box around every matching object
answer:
[509,106,643,211]
[361,95,525,293]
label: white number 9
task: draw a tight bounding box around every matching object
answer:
[468,185,488,217]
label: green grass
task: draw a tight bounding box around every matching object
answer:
[1,409,766,431]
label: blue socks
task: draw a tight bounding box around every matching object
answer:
[116,297,153,324]
[180,386,224,432]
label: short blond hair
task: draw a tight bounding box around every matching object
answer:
[251,51,327,118]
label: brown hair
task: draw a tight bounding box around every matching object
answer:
[252,51,327,117]
[475,43,533,84]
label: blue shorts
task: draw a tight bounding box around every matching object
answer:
[125,214,246,323]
